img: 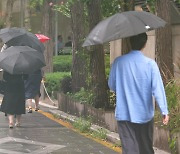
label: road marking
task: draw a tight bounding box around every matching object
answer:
[0,137,65,154]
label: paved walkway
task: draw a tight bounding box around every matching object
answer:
[0,96,120,154]
[0,95,170,154]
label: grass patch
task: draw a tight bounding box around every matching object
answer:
[73,117,92,133]
[91,128,108,140]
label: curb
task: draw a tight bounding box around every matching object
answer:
[47,107,170,154]
[49,109,120,145]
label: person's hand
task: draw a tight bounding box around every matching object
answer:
[162,114,169,125]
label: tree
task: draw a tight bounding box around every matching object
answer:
[70,1,88,92]
[24,0,31,30]
[4,0,17,27]
[87,0,108,108]
[41,0,55,73]
[155,0,174,83]
[121,0,135,55]
[28,0,54,73]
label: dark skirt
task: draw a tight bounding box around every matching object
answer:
[0,72,26,115]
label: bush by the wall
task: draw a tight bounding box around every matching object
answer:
[45,72,71,95]
[60,76,72,93]
[53,55,72,72]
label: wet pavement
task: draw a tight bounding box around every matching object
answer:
[0,95,171,154]
[0,104,120,154]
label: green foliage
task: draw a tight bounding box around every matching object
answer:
[68,87,94,105]
[101,0,121,17]
[109,91,116,108]
[91,128,108,140]
[29,0,44,8]
[155,80,180,131]
[155,80,180,153]
[73,117,91,133]
[60,76,72,93]
[146,0,156,13]
[53,55,72,72]
[53,2,71,18]
[168,137,177,154]
[45,72,71,94]
[105,54,110,77]
[53,0,121,22]
[165,80,180,110]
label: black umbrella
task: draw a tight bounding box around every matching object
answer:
[0,27,26,43]
[0,27,45,52]
[0,46,46,74]
[83,11,166,47]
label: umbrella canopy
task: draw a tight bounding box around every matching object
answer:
[35,34,50,43]
[0,27,45,52]
[83,11,166,47]
[0,46,46,74]
[0,27,26,43]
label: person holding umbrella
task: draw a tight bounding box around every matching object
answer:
[0,71,27,128]
[108,33,169,154]
[24,69,43,113]
[0,45,45,128]
[24,34,47,113]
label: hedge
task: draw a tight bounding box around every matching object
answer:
[53,55,72,72]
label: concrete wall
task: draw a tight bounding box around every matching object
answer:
[172,25,180,79]
[58,93,118,132]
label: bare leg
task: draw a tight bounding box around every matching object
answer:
[34,94,40,111]
[26,99,33,113]
[8,114,14,128]
[15,114,21,127]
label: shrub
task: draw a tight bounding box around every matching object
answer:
[67,88,94,105]
[73,117,91,133]
[105,54,110,77]
[91,128,108,140]
[53,55,72,72]
[60,76,72,93]
[44,72,71,95]
[155,80,180,131]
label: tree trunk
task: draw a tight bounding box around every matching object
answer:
[70,1,88,92]
[121,0,135,55]
[155,0,173,83]
[24,0,31,30]
[87,0,108,108]
[41,0,54,73]
[5,0,16,27]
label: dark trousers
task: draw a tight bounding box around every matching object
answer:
[117,119,154,154]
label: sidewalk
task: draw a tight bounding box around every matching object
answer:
[0,98,120,153]
[0,95,170,154]
[39,97,171,154]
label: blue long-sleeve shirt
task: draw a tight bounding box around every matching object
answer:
[108,50,168,123]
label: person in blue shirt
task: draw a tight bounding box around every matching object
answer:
[108,33,169,154]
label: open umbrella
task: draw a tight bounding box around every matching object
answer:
[83,11,166,47]
[0,46,46,74]
[35,34,50,43]
[0,27,45,53]
[0,27,26,43]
